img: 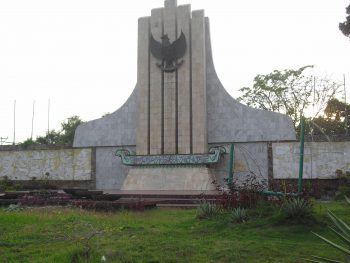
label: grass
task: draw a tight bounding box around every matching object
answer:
[0,201,349,262]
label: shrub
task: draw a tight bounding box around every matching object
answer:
[218,172,267,209]
[4,204,23,212]
[196,202,221,219]
[230,207,248,223]
[282,197,312,221]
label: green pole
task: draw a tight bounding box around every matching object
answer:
[298,116,305,194]
[228,144,234,185]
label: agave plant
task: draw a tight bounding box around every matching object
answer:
[283,197,312,220]
[230,207,248,223]
[305,197,350,263]
[196,202,221,219]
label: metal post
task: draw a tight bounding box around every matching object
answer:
[298,116,305,194]
[344,74,348,136]
[31,100,35,140]
[228,144,234,185]
[13,100,16,145]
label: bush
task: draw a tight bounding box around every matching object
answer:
[196,202,221,219]
[230,207,248,223]
[282,197,313,221]
[218,172,267,209]
[4,204,23,212]
[0,177,23,192]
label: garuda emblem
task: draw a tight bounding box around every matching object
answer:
[150,31,186,73]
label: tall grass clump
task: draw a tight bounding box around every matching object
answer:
[282,197,313,222]
[196,202,221,219]
[230,207,248,223]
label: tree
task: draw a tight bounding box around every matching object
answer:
[59,116,83,145]
[237,66,341,129]
[339,3,350,38]
[20,116,84,146]
[306,98,350,136]
[36,130,63,145]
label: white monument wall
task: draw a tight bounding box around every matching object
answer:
[273,142,350,179]
[0,148,92,180]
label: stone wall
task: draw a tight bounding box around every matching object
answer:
[2,141,350,191]
[0,146,92,181]
[95,146,134,190]
[210,143,269,188]
[272,141,350,179]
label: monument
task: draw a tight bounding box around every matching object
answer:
[73,0,296,191]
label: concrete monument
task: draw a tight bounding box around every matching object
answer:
[73,0,296,191]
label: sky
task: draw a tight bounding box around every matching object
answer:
[0,0,349,144]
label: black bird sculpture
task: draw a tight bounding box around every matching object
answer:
[150,31,187,72]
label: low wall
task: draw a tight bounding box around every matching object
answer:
[210,143,268,188]
[272,141,350,179]
[1,141,349,192]
[0,146,92,181]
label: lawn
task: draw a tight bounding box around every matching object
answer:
[0,201,349,263]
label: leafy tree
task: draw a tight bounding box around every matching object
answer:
[237,66,341,129]
[20,116,84,146]
[36,130,63,145]
[306,98,350,136]
[59,116,83,145]
[339,3,350,38]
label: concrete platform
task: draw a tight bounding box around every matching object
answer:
[102,190,220,198]
[121,167,217,191]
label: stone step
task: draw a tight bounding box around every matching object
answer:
[118,197,218,204]
[157,203,200,208]
[102,190,221,199]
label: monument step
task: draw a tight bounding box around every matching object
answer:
[102,190,221,199]
[156,203,200,208]
[118,197,218,205]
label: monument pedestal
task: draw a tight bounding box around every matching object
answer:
[121,166,216,191]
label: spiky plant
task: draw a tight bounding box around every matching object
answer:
[305,196,350,263]
[283,197,312,220]
[196,202,221,219]
[230,207,248,223]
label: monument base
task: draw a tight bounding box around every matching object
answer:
[121,166,216,191]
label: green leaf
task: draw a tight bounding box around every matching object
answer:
[312,232,350,255]
[328,211,350,239]
[329,226,350,246]
[345,196,350,205]
[303,256,342,263]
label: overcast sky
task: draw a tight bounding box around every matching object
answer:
[0,0,349,144]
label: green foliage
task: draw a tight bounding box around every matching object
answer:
[335,171,350,200]
[335,186,350,201]
[230,207,248,223]
[0,177,23,192]
[36,129,63,145]
[339,3,350,38]
[19,138,38,148]
[4,204,23,212]
[59,115,83,145]
[306,99,350,136]
[307,198,350,263]
[196,202,221,219]
[282,197,313,221]
[20,116,84,146]
[238,66,341,129]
